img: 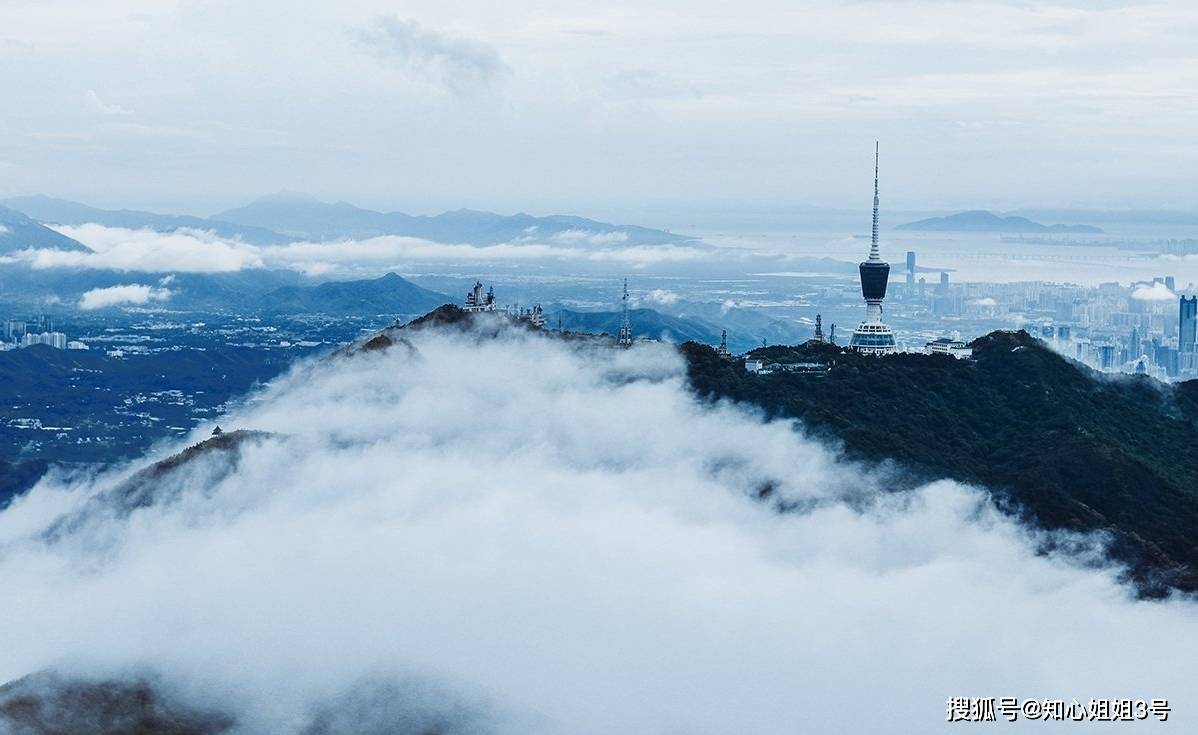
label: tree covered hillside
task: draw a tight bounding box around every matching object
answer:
[682,330,1198,597]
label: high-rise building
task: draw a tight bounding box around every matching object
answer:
[3,320,25,343]
[21,331,67,349]
[938,271,949,294]
[1180,295,1197,353]
[1166,275,1176,292]
[848,143,896,356]
[905,251,916,295]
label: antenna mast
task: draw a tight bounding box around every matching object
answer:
[869,141,881,261]
[617,278,633,347]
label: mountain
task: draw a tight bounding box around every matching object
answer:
[683,330,1198,597]
[0,265,303,310]
[0,672,233,735]
[255,272,450,316]
[213,191,692,245]
[0,205,91,253]
[2,192,692,247]
[895,210,1103,234]
[0,195,293,245]
[548,307,721,346]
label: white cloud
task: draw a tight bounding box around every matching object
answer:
[1131,282,1176,301]
[32,224,264,272]
[86,90,133,116]
[78,283,171,310]
[351,16,508,93]
[4,224,711,277]
[1,327,1195,732]
[550,229,630,245]
[645,288,680,305]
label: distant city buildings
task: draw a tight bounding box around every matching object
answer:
[2,315,83,351]
[848,143,897,356]
[22,332,68,349]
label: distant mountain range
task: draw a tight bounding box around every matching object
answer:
[0,193,689,246]
[212,191,690,245]
[0,205,90,254]
[1,195,292,245]
[896,210,1103,234]
[0,266,451,318]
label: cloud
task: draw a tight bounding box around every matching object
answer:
[550,229,630,245]
[1,327,1196,732]
[1131,282,1176,301]
[28,225,264,272]
[4,224,710,277]
[351,16,508,92]
[86,90,133,116]
[78,283,172,310]
[645,288,680,305]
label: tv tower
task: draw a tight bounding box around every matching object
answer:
[848,142,896,355]
[617,278,633,347]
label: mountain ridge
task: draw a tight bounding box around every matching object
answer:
[896,209,1103,233]
[0,205,92,253]
[683,329,1198,597]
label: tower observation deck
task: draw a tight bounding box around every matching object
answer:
[848,142,897,356]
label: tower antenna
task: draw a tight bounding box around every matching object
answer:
[870,141,881,262]
[617,278,633,347]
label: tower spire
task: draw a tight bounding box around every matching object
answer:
[848,141,896,356]
[869,141,881,262]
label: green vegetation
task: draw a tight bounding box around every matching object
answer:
[682,330,1198,596]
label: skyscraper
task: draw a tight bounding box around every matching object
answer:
[1180,295,1197,353]
[848,143,896,356]
[905,251,916,295]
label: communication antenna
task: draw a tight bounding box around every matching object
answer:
[869,141,881,262]
[617,278,633,347]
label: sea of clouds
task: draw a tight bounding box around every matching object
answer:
[0,225,713,277]
[1,324,1196,733]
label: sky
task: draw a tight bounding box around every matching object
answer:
[1,0,1197,221]
[2,326,1196,732]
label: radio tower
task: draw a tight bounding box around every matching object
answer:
[814,314,824,342]
[617,278,633,347]
[848,142,896,355]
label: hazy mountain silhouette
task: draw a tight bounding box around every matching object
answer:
[896,210,1103,233]
[0,205,91,253]
[213,191,692,245]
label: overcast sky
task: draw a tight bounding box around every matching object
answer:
[1,0,1196,220]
